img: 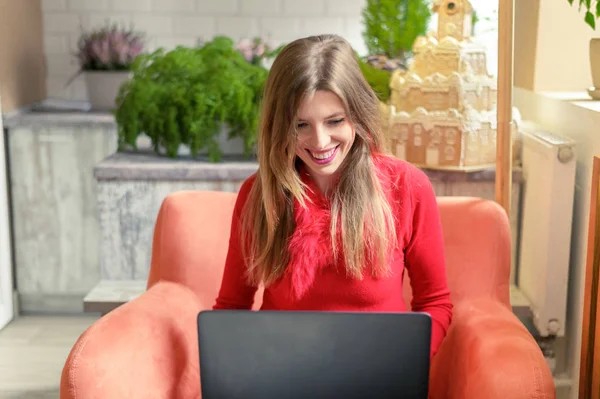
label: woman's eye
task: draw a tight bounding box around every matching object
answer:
[297,122,308,129]
[329,118,345,125]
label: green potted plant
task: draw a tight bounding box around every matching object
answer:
[361,0,432,71]
[357,57,392,103]
[72,22,145,110]
[568,0,600,98]
[115,36,269,162]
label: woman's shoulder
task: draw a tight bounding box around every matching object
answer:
[239,172,258,195]
[373,153,432,192]
[232,173,258,212]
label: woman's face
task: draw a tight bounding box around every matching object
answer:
[295,90,356,193]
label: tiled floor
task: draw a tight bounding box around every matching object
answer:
[0,315,98,399]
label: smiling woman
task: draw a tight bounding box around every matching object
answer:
[237,34,401,293]
[294,91,356,194]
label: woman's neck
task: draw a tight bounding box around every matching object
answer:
[313,174,333,196]
[296,161,340,197]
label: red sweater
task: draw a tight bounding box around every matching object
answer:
[214,154,453,357]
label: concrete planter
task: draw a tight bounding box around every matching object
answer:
[125,124,251,159]
[160,124,248,158]
[85,71,131,111]
[94,151,258,281]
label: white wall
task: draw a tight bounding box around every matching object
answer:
[41,0,368,100]
[519,0,600,92]
[533,0,600,91]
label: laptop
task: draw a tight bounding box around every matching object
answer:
[197,310,431,399]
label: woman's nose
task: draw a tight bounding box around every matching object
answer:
[311,125,330,149]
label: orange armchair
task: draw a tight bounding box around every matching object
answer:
[60,191,556,399]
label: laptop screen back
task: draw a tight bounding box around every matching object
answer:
[198,310,431,399]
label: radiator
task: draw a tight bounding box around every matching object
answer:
[514,121,576,338]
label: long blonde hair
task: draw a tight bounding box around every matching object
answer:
[241,34,397,287]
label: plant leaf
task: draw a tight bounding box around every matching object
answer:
[596,0,600,17]
[587,0,592,9]
[586,10,596,28]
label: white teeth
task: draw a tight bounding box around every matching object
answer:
[310,147,336,160]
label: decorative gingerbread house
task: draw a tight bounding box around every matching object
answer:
[433,0,473,41]
[382,0,517,170]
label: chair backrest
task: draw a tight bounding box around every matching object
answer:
[148,191,512,310]
[147,190,240,309]
[402,196,512,308]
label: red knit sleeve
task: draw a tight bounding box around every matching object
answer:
[213,174,259,310]
[403,167,453,358]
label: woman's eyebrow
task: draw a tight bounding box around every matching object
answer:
[325,112,345,119]
[297,111,345,122]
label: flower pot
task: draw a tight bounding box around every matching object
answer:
[589,38,600,99]
[84,71,132,110]
[159,124,247,158]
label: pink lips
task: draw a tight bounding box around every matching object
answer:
[307,145,339,165]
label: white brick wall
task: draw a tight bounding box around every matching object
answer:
[67,0,110,11]
[41,0,369,100]
[109,0,152,12]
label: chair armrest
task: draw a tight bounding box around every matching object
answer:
[429,298,556,399]
[60,281,202,399]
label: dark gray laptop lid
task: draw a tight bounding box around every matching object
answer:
[198,310,431,399]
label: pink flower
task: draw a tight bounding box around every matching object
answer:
[255,43,265,57]
[236,38,253,52]
[91,38,111,65]
[74,22,145,70]
[235,36,275,64]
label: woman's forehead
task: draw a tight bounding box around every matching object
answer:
[297,90,345,119]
